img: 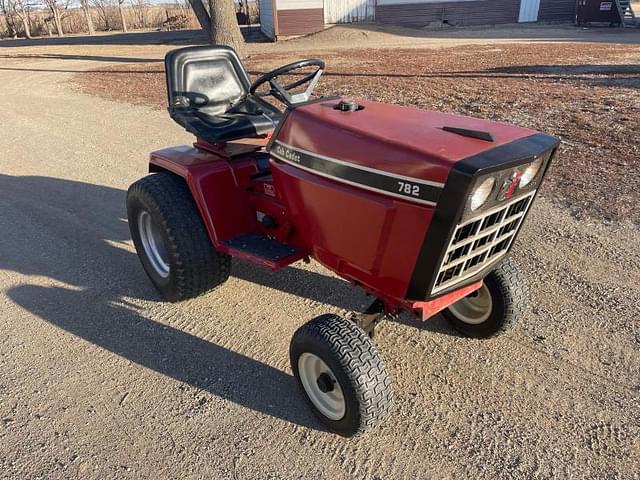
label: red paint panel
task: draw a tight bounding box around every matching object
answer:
[277,99,537,184]
[150,146,258,245]
[149,96,540,312]
[412,280,483,321]
[271,160,431,301]
[276,8,324,37]
[149,145,310,270]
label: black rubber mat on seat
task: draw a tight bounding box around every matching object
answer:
[223,234,298,261]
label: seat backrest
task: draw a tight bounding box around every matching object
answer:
[165,45,250,116]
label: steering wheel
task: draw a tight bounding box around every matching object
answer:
[249,59,325,107]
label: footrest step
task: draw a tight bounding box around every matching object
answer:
[222,234,305,268]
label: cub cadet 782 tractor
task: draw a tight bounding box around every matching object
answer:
[126,46,559,437]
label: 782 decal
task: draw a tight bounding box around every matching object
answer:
[397,181,421,197]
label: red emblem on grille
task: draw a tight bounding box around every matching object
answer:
[501,171,521,200]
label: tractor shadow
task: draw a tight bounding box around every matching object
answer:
[231,261,459,336]
[1,174,457,428]
[0,174,324,430]
[7,283,319,429]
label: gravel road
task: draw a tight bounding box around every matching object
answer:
[1,35,639,479]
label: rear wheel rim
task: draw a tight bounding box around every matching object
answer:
[138,210,170,278]
[298,353,346,421]
[447,284,493,325]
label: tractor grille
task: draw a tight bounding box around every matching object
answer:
[431,191,536,295]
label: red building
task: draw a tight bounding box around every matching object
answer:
[259,0,578,40]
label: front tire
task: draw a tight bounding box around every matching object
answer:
[127,172,231,301]
[442,257,528,338]
[290,314,393,437]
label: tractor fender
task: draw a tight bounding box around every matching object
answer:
[148,146,256,249]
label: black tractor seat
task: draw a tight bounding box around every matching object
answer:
[165,46,282,144]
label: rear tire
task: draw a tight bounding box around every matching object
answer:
[290,314,393,437]
[127,172,231,301]
[442,257,528,338]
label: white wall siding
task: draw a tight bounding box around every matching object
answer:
[260,0,275,39]
[324,0,375,22]
[518,0,541,21]
[279,0,323,9]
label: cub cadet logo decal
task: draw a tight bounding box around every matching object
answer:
[270,141,443,206]
[274,144,301,163]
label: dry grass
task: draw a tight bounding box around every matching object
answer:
[74,42,640,224]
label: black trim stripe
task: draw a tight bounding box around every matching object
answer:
[269,141,443,206]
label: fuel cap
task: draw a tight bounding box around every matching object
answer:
[334,100,363,112]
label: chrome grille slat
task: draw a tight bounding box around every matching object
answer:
[444,210,526,251]
[442,228,522,270]
[431,191,536,295]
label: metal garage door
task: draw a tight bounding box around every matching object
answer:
[324,0,375,23]
[518,0,541,21]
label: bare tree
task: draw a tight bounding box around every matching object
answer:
[183,0,244,54]
[0,0,19,37]
[42,14,53,35]
[116,0,126,31]
[41,0,67,36]
[129,0,147,29]
[208,0,244,55]
[3,0,33,38]
[91,0,113,30]
[186,0,209,36]
[14,0,32,38]
[79,0,94,34]
[189,0,244,55]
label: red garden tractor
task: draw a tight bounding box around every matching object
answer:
[126,46,559,437]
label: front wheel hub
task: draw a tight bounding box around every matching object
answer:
[316,372,335,393]
[447,284,493,325]
[298,353,346,421]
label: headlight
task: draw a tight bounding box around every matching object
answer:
[519,156,544,188]
[470,177,495,211]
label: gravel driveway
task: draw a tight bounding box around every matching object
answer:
[0,32,639,479]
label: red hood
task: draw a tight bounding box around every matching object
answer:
[274,98,538,184]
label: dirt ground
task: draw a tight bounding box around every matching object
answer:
[1,25,639,479]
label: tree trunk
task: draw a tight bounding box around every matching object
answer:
[52,8,63,37]
[187,0,211,36]
[44,18,53,37]
[208,0,244,56]
[19,15,31,38]
[6,17,18,38]
[80,0,94,35]
[118,2,128,32]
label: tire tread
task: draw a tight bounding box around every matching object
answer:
[443,256,528,338]
[491,257,528,336]
[291,314,393,436]
[127,172,230,301]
